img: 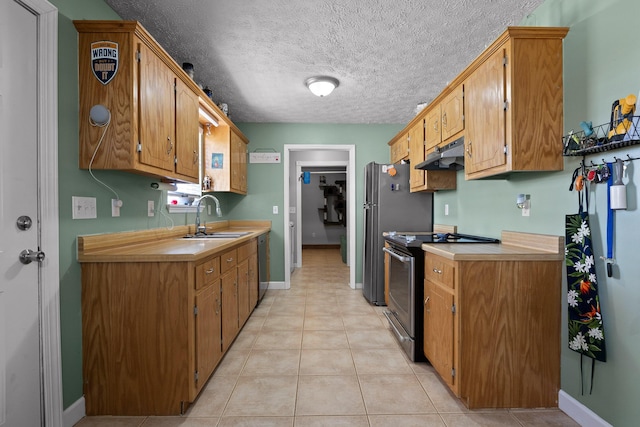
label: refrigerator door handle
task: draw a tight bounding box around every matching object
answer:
[382,247,412,263]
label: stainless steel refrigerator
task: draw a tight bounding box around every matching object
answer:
[362,162,433,305]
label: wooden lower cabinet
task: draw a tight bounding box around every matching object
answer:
[81,240,259,416]
[220,248,239,353]
[423,253,561,409]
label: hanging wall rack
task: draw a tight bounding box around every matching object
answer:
[563,115,640,156]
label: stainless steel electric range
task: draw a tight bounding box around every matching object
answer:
[383,232,500,361]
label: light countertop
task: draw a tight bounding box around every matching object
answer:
[77,220,271,263]
[421,230,564,261]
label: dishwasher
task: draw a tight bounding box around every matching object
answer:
[257,233,269,303]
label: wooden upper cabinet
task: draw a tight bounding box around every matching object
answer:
[441,86,464,141]
[230,129,248,194]
[408,116,457,192]
[408,118,426,190]
[203,118,249,195]
[175,78,201,181]
[464,27,568,180]
[138,40,176,172]
[425,84,464,151]
[389,134,409,163]
[464,48,507,176]
[75,20,250,188]
[424,106,441,151]
[389,27,568,186]
[75,20,202,183]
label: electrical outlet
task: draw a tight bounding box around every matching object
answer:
[148,200,155,217]
[111,199,122,217]
[273,206,278,214]
[72,196,97,219]
[289,207,296,214]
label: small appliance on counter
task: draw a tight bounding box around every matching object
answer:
[384,231,499,362]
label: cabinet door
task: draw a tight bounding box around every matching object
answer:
[441,85,464,141]
[175,78,200,181]
[464,47,506,177]
[230,130,247,193]
[424,280,455,389]
[138,40,176,171]
[424,106,441,150]
[221,270,239,352]
[194,284,222,395]
[408,120,425,190]
[237,259,250,327]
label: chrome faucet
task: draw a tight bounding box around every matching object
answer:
[194,194,222,235]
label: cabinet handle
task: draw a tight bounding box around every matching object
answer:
[424,296,430,306]
[442,112,447,128]
[226,257,234,263]
[193,150,198,165]
[432,268,442,274]
[433,120,438,132]
[166,136,173,154]
[466,141,472,158]
[215,297,220,315]
[205,268,215,274]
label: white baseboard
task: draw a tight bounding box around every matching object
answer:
[62,396,85,427]
[266,281,288,290]
[354,282,362,289]
[559,390,612,427]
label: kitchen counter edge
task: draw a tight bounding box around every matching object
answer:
[421,230,564,261]
[77,220,271,263]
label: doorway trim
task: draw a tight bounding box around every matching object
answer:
[295,161,347,269]
[283,145,356,289]
[21,0,63,425]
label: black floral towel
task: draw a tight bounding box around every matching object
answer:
[565,211,606,362]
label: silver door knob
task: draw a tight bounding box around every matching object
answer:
[19,249,45,265]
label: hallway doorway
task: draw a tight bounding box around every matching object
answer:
[283,145,356,290]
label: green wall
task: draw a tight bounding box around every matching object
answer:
[434,1,640,425]
[230,123,401,282]
[52,0,639,425]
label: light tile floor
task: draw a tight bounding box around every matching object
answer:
[75,248,579,427]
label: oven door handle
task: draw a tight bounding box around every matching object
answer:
[384,311,409,343]
[382,247,412,263]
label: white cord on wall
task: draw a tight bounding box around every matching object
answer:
[88,109,121,203]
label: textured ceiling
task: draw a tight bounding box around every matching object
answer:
[104,0,545,124]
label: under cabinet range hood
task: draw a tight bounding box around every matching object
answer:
[415,136,465,170]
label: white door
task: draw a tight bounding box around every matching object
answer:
[1,1,43,425]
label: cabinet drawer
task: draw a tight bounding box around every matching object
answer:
[237,239,255,261]
[196,256,220,290]
[425,256,454,288]
[220,249,237,274]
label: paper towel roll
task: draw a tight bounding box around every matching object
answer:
[610,184,627,210]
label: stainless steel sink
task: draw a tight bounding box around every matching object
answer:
[182,231,251,239]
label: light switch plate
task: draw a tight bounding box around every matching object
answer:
[273,206,278,214]
[147,200,155,217]
[72,196,97,219]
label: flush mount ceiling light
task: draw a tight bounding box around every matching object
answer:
[305,76,339,97]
